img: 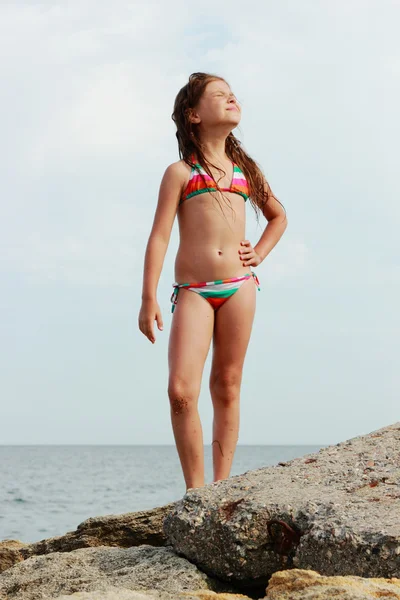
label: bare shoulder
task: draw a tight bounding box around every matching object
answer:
[162,159,191,193]
[165,159,191,178]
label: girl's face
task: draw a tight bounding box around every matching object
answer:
[190,79,241,130]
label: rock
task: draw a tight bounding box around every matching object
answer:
[264,568,400,599]
[0,545,240,600]
[53,589,251,600]
[163,422,400,594]
[0,503,176,574]
[0,541,26,574]
[54,592,157,600]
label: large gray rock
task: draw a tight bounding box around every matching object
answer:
[0,504,176,574]
[44,570,400,600]
[53,590,250,600]
[0,545,238,600]
[163,422,400,593]
[54,592,155,600]
[53,592,156,600]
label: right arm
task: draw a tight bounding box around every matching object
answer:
[138,161,186,343]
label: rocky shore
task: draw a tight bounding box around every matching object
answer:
[1,422,399,599]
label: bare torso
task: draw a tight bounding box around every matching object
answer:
[174,160,251,283]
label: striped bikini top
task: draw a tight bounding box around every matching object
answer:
[180,154,250,204]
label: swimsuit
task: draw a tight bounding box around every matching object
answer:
[180,153,250,204]
[171,271,260,313]
[172,154,260,314]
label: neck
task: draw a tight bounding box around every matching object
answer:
[197,127,231,164]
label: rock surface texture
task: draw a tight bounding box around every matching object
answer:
[1,422,399,599]
[53,590,251,600]
[0,545,238,600]
[0,504,175,574]
[163,422,400,593]
[0,542,26,575]
[265,568,400,599]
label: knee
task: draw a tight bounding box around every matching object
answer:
[168,377,197,414]
[210,370,241,404]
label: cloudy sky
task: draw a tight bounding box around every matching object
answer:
[0,1,398,445]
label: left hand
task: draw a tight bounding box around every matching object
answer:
[238,240,262,267]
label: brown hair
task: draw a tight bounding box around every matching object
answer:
[171,72,286,222]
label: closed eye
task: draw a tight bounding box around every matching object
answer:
[214,92,234,98]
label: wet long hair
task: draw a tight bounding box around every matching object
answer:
[171,72,286,222]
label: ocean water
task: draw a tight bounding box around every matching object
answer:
[0,444,323,544]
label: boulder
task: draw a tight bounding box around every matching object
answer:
[264,568,400,599]
[163,422,400,595]
[54,592,159,600]
[2,422,399,599]
[0,545,240,600]
[0,503,176,574]
[53,589,250,600]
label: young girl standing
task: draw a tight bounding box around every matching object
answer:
[139,72,287,493]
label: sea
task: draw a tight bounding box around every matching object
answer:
[0,444,323,544]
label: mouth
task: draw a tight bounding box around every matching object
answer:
[227,106,239,111]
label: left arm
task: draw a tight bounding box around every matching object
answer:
[239,179,287,266]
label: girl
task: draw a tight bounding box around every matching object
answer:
[138,72,287,493]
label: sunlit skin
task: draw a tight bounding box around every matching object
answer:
[139,77,287,492]
[176,80,259,284]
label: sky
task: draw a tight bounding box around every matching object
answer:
[0,0,398,445]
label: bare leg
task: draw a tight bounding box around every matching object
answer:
[209,277,256,483]
[168,288,214,492]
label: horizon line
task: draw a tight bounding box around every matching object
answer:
[0,442,329,447]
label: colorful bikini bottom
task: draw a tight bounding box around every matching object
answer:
[171,271,260,313]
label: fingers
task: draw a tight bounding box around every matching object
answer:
[239,243,253,256]
[138,315,156,343]
[239,242,257,266]
[239,240,255,266]
[242,252,261,267]
[156,311,164,331]
[138,301,164,344]
[241,256,255,266]
[139,314,164,344]
[148,326,156,344]
[139,320,155,343]
[239,240,253,256]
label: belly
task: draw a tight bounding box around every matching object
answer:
[175,244,251,282]
[174,193,250,283]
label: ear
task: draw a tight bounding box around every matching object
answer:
[187,108,201,125]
